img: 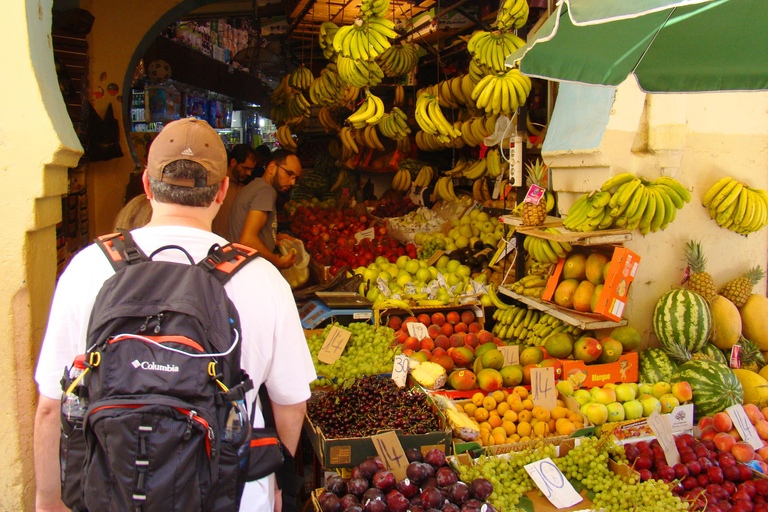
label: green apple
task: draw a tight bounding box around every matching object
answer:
[589,386,601,398]
[481,221,495,234]
[363,268,379,282]
[355,266,367,275]
[622,400,644,420]
[396,273,412,287]
[469,236,481,247]
[455,236,469,249]
[606,402,625,423]
[573,389,593,406]
[449,228,460,240]
[413,233,425,245]
[640,397,661,417]
[603,383,617,390]
[405,259,420,275]
[556,381,575,397]
[459,224,473,238]
[652,382,672,399]
[446,260,461,273]
[418,259,428,269]
[428,266,438,280]
[585,403,609,425]
[628,383,640,397]
[358,282,367,295]
[471,225,481,237]
[396,255,410,269]
[366,288,380,302]
[446,273,462,287]
[460,215,472,225]
[416,268,431,282]
[477,211,490,222]
[378,271,392,282]
[639,383,654,396]
[482,234,497,246]
[436,288,451,302]
[469,209,481,220]
[594,387,617,406]
[437,255,450,268]
[445,242,457,251]
[457,265,472,278]
[614,383,637,403]
[375,256,388,266]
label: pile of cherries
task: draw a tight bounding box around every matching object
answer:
[625,433,768,512]
[318,449,495,512]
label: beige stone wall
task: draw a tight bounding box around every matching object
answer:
[0,0,82,509]
[547,79,768,348]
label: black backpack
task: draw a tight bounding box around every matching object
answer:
[59,230,284,512]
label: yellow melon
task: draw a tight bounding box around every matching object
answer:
[740,294,768,351]
[562,254,587,281]
[709,295,742,350]
[733,369,768,408]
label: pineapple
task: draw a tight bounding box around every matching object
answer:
[685,241,717,302]
[739,335,766,372]
[663,342,692,366]
[720,266,765,307]
[521,159,547,226]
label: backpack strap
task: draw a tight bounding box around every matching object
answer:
[94,229,148,271]
[198,242,259,285]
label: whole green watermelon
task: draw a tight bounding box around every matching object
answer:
[670,360,743,421]
[653,289,711,354]
[638,348,677,384]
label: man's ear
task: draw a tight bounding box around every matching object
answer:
[216,177,230,204]
[142,169,152,199]
[229,158,238,169]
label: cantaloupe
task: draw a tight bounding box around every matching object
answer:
[740,294,768,351]
[733,369,768,408]
[709,295,742,350]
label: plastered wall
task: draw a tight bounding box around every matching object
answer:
[546,78,768,348]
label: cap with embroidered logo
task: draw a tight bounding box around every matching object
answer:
[147,117,227,187]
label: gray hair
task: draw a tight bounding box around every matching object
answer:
[148,160,220,207]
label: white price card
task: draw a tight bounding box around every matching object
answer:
[354,227,376,242]
[647,410,680,466]
[498,346,519,366]
[492,175,503,200]
[531,367,557,410]
[406,322,429,340]
[727,404,763,450]
[372,431,408,481]
[391,354,410,388]
[524,457,583,509]
[317,326,351,365]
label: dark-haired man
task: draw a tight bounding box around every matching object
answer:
[33,118,315,512]
[228,149,303,269]
[212,143,258,238]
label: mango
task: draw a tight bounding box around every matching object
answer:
[573,280,596,312]
[477,368,504,392]
[562,253,586,280]
[448,369,477,391]
[585,252,610,285]
[553,279,579,309]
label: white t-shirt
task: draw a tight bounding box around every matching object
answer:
[34,225,316,511]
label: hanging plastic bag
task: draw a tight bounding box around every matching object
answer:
[278,238,310,289]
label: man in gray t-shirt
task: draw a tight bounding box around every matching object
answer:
[229,149,303,269]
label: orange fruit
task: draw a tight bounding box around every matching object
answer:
[510,433,521,443]
[488,416,502,429]
[514,386,529,399]
[503,410,518,423]
[518,410,532,423]
[533,421,549,438]
[491,390,505,403]
[522,399,534,411]
[535,408,551,423]
[496,402,510,416]
[556,418,576,436]
[506,393,521,407]
[474,408,489,422]
[472,392,485,406]
[550,406,568,420]
[463,403,478,417]
[492,427,507,445]
[517,421,532,437]
[502,420,516,436]
[482,396,497,411]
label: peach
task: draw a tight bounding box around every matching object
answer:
[402,316,418,328]
[731,441,756,463]
[427,324,442,340]
[464,333,479,349]
[759,461,768,474]
[429,354,454,373]
[477,330,494,345]
[727,428,742,441]
[418,348,432,356]
[757,446,768,462]
[388,316,402,330]
[461,310,475,325]
[449,334,465,348]
[713,432,737,453]
[744,403,765,424]
[701,426,718,441]
[671,381,693,403]
[762,407,768,420]
[713,412,733,433]
[446,311,460,325]
[401,349,415,356]
[417,313,432,326]
[420,337,435,351]
[431,312,446,326]
[434,334,450,350]
[493,337,505,346]
[468,322,482,334]
[404,336,420,351]
[756,420,768,441]
[441,323,454,337]
[699,416,715,431]
[454,322,468,333]
[431,347,447,357]
[395,331,408,345]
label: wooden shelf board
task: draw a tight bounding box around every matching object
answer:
[517,226,633,245]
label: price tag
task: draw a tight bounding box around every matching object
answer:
[498,346,519,366]
[372,431,408,481]
[392,354,410,387]
[647,410,680,466]
[492,175,503,200]
[409,184,425,206]
[524,184,546,205]
[354,227,376,242]
[730,345,742,369]
[524,457,583,509]
[531,367,557,410]
[427,250,445,267]
[317,326,352,364]
[727,404,763,450]
[406,322,429,340]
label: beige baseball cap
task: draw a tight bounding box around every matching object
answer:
[147,117,227,187]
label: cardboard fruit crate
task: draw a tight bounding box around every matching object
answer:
[560,351,639,387]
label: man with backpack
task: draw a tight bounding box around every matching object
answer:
[33,117,316,512]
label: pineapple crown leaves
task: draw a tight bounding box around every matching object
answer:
[745,265,766,285]
[525,159,547,188]
[684,240,708,274]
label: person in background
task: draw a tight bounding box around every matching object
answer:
[33,118,315,512]
[211,144,257,238]
[113,194,152,231]
[250,144,273,180]
[228,149,303,269]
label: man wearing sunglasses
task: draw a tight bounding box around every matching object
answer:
[229,149,304,269]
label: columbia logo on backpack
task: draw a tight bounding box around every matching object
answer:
[59,230,285,512]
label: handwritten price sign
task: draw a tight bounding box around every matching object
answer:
[727,404,763,450]
[647,410,680,466]
[531,367,557,410]
[406,322,429,340]
[372,431,408,481]
[354,227,375,243]
[391,354,410,388]
[317,326,352,364]
[525,457,583,508]
[498,346,519,366]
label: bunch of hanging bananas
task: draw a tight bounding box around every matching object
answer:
[391,167,412,192]
[471,68,532,115]
[361,0,390,19]
[434,176,459,201]
[445,157,472,177]
[286,92,311,118]
[393,84,406,108]
[270,75,294,105]
[377,107,411,140]
[346,90,385,128]
[525,255,554,277]
[415,131,465,151]
[472,177,492,203]
[332,18,397,59]
[459,116,493,147]
[460,158,489,180]
[276,125,298,153]
[523,228,572,264]
[523,314,585,348]
[318,23,339,59]
[285,116,306,132]
[508,274,548,298]
[413,165,435,188]
[396,137,411,154]
[287,65,313,91]
[485,147,507,179]
[377,42,420,77]
[414,94,462,142]
[468,60,490,83]
[337,56,383,88]
[563,190,614,232]
[702,177,768,234]
[318,107,342,133]
[468,30,527,73]
[308,68,350,107]
[338,127,359,155]
[359,125,386,151]
[270,105,289,125]
[495,0,529,30]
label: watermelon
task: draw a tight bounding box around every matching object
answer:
[639,348,677,384]
[670,360,743,421]
[693,343,728,365]
[653,289,712,354]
